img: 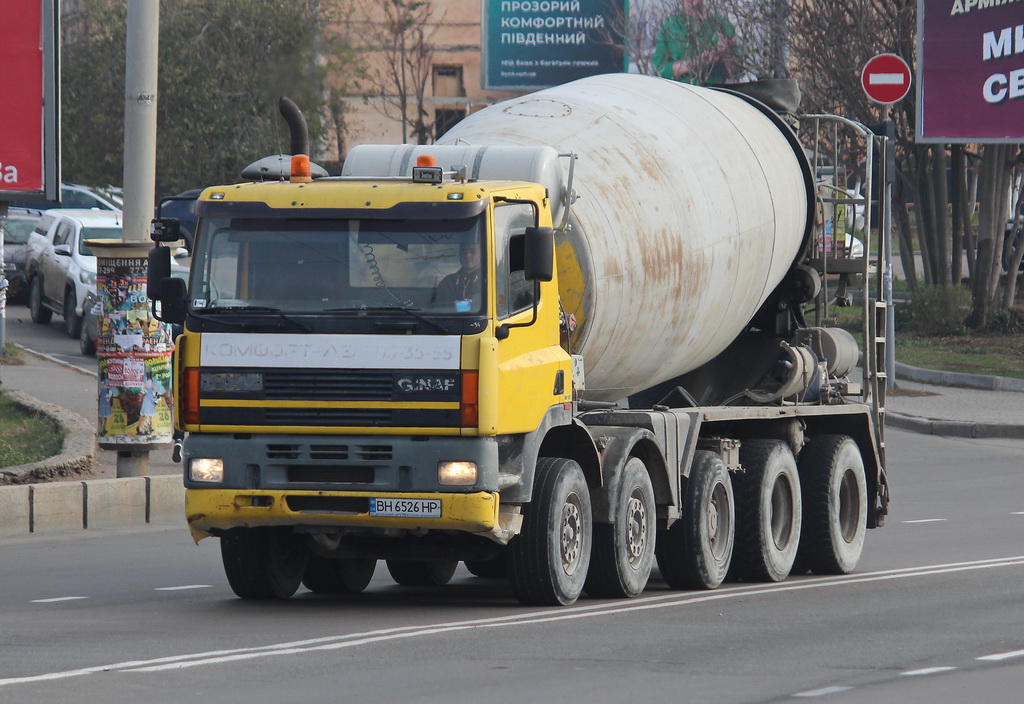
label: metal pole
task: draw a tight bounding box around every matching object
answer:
[884,160,896,391]
[0,202,8,356]
[117,0,160,477]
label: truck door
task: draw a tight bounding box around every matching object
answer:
[493,202,568,434]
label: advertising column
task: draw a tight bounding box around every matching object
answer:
[86,241,174,451]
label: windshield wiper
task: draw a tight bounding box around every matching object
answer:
[324,306,450,334]
[201,305,312,332]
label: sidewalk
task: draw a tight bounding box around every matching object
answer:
[1,344,1022,536]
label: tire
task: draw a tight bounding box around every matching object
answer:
[585,456,656,598]
[464,554,507,578]
[79,325,96,356]
[732,440,801,582]
[656,450,734,590]
[797,435,867,575]
[302,556,376,594]
[385,559,458,586]
[64,290,82,339]
[29,277,52,324]
[506,457,593,606]
[220,527,309,599]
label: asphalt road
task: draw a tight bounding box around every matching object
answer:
[3,428,1024,703]
[2,303,95,372]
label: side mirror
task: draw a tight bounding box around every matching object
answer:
[54,244,72,257]
[524,226,554,282]
[158,276,188,325]
[150,218,182,243]
[148,246,171,299]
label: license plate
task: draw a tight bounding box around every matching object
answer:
[369,498,442,518]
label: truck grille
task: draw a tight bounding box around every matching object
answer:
[262,370,392,400]
[266,443,394,461]
[265,408,392,425]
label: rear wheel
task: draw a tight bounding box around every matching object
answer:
[385,559,458,586]
[302,556,376,594]
[797,435,867,574]
[507,457,592,606]
[585,456,656,598]
[79,324,96,356]
[732,440,801,582]
[656,450,734,590]
[64,290,82,338]
[220,527,308,599]
[29,278,52,324]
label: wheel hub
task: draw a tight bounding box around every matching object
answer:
[626,494,647,567]
[560,494,583,575]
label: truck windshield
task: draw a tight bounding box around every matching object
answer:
[189,216,485,314]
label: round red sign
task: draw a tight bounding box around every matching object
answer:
[861,54,912,105]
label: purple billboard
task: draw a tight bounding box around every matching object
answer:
[917,0,1024,143]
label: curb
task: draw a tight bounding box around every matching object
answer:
[0,475,185,536]
[0,390,97,485]
[887,411,1024,439]
[0,387,185,536]
[895,362,1024,392]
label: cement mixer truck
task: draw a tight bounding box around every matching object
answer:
[149,73,891,606]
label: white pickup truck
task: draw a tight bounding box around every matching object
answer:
[25,208,123,338]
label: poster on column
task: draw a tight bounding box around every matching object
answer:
[96,257,174,446]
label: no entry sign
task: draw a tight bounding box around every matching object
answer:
[861,54,912,105]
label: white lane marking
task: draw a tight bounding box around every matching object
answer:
[4,555,1024,686]
[1011,512,1024,515]
[793,686,853,697]
[977,649,1024,662]
[30,597,89,603]
[154,585,213,592]
[900,666,957,676]
[902,519,948,524]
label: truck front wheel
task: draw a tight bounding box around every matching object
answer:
[220,527,308,599]
[797,435,867,574]
[302,556,376,594]
[585,456,656,598]
[656,450,734,590]
[507,457,593,606]
[385,559,458,586]
[732,440,802,582]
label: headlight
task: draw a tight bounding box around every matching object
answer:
[79,269,96,285]
[437,460,477,486]
[189,458,224,483]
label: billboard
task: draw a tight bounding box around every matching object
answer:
[917,0,1024,143]
[0,0,59,198]
[483,0,626,90]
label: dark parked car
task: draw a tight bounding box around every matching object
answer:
[1,207,47,302]
[156,189,202,250]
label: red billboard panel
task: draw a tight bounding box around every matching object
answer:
[917,0,1024,143]
[0,0,57,197]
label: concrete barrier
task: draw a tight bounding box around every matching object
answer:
[0,475,184,536]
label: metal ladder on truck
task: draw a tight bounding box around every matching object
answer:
[803,115,893,519]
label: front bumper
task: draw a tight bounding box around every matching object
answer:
[186,488,501,542]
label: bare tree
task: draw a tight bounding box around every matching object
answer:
[351,0,444,144]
